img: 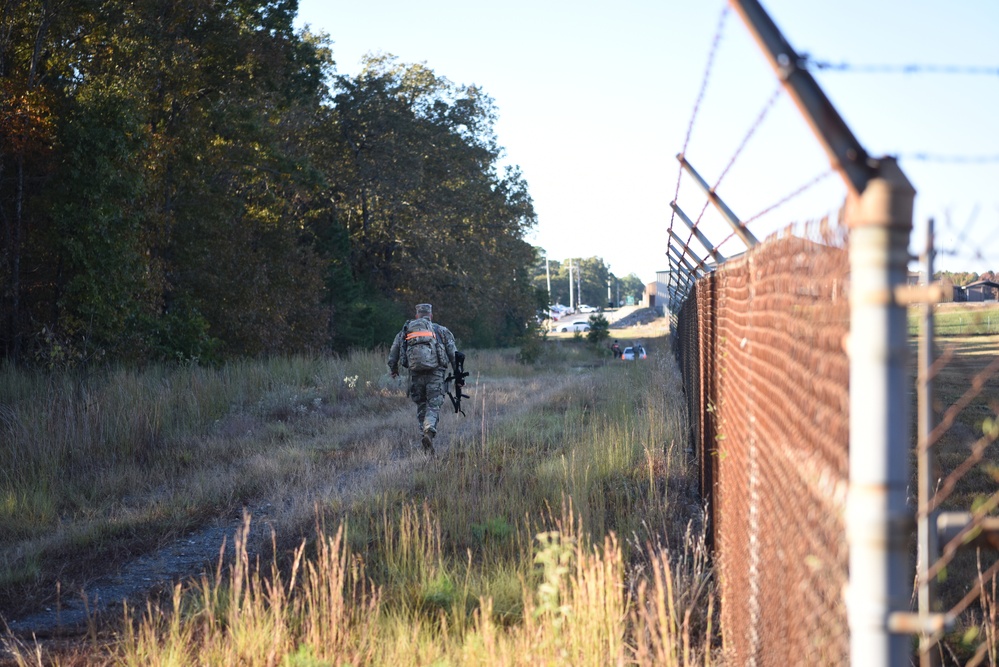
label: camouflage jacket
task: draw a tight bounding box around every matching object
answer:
[387,318,457,375]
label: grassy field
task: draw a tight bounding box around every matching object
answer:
[1,326,716,665]
[906,327,999,662]
[909,302,999,337]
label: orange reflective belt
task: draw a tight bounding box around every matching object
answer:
[405,331,434,342]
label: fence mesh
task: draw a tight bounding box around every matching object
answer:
[676,217,851,665]
[917,274,999,663]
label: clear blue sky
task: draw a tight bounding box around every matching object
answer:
[295,1,999,282]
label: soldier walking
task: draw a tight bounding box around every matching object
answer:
[387,303,459,455]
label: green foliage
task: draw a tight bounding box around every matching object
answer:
[517,323,548,364]
[471,516,515,545]
[533,531,574,626]
[535,255,613,309]
[617,273,647,305]
[323,55,538,348]
[141,297,221,364]
[531,254,648,310]
[936,270,996,287]
[281,645,332,667]
[586,314,611,344]
[1,3,538,365]
[45,89,156,362]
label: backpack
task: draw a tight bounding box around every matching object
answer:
[403,318,445,372]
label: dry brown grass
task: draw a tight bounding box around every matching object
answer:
[1,334,720,665]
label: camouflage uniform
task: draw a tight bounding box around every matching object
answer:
[387,305,458,451]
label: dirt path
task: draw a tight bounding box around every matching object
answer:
[2,372,581,641]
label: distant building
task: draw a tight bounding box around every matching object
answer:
[655,270,679,315]
[644,281,657,309]
[956,280,999,302]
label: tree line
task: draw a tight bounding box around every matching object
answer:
[530,255,646,311]
[1,0,541,366]
[935,271,997,287]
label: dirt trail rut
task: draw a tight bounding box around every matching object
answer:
[2,373,576,640]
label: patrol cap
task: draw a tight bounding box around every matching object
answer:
[416,303,433,316]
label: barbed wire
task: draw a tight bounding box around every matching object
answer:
[714,83,784,191]
[686,83,786,240]
[900,153,999,164]
[668,3,730,298]
[742,168,836,225]
[800,57,999,77]
[665,165,841,308]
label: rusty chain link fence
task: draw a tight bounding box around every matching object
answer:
[675,217,851,664]
[673,214,999,664]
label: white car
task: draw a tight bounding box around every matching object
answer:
[549,304,571,318]
[555,320,591,333]
[577,304,598,313]
[622,345,647,360]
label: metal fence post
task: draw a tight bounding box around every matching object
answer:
[916,218,941,667]
[846,157,915,665]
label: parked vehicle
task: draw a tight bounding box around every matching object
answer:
[555,320,591,333]
[549,304,572,320]
[621,345,647,360]
[577,304,598,313]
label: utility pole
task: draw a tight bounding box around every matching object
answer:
[576,263,582,307]
[569,258,576,310]
[545,256,552,317]
[607,276,612,308]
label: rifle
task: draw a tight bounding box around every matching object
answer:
[444,351,470,416]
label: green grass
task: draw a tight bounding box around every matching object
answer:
[909,302,999,336]
[905,330,999,662]
[0,351,394,609]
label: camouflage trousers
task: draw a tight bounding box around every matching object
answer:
[408,369,446,435]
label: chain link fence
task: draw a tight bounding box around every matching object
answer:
[676,217,852,664]
[674,214,999,664]
[912,221,999,666]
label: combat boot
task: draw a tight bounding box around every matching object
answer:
[421,429,436,456]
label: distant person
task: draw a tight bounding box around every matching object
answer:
[611,340,622,359]
[387,303,458,455]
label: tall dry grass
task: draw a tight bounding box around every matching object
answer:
[93,501,712,666]
[4,336,719,665]
[0,351,393,594]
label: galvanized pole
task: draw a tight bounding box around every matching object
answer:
[917,218,940,667]
[846,157,915,666]
[729,2,916,663]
